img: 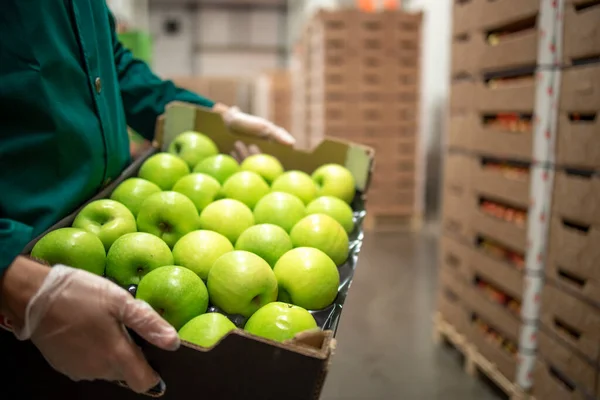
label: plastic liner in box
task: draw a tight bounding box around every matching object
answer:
[22,147,368,336]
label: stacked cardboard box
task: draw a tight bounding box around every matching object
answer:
[169,76,253,114]
[254,70,293,136]
[440,0,600,395]
[297,9,422,216]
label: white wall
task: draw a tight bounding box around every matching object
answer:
[404,0,452,217]
[150,3,285,77]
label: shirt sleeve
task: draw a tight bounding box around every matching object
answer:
[0,219,33,275]
[108,9,214,141]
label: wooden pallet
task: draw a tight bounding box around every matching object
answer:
[364,212,422,232]
[432,313,533,400]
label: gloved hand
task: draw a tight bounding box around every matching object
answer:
[213,104,295,146]
[12,264,180,393]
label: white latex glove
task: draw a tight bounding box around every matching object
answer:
[13,265,180,393]
[219,105,295,146]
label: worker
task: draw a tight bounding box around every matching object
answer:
[0,1,294,394]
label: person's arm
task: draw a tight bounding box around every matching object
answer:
[107,8,214,141]
[0,219,34,278]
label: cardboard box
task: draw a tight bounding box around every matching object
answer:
[556,113,600,170]
[442,183,476,242]
[541,283,600,363]
[479,30,538,73]
[465,281,521,341]
[467,314,518,381]
[476,77,536,112]
[452,0,482,36]
[563,1,600,62]
[447,112,475,151]
[553,170,600,226]
[437,290,470,336]
[561,63,600,112]
[547,217,600,306]
[471,159,530,208]
[471,207,527,254]
[538,328,599,393]
[440,235,474,283]
[478,0,539,31]
[470,246,524,302]
[444,152,474,189]
[451,35,482,76]
[450,79,477,110]
[533,360,594,400]
[2,104,375,400]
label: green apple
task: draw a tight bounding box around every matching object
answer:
[172,230,233,280]
[245,302,318,342]
[306,196,354,234]
[240,154,284,185]
[172,173,221,212]
[136,265,209,330]
[138,153,190,190]
[271,171,317,205]
[168,131,218,168]
[207,251,278,317]
[106,232,174,286]
[273,247,339,310]
[312,164,356,204]
[137,191,199,248]
[253,192,305,233]
[193,154,240,184]
[198,199,254,244]
[30,228,105,275]
[235,224,293,267]
[290,214,349,266]
[179,313,236,348]
[222,171,270,209]
[110,178,162,217]
[72,199,137,251]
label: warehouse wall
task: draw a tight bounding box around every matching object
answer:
[405,0,451,219]
[149,2,286,77]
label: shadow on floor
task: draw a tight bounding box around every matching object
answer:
[321,231,503,400]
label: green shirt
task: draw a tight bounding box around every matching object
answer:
[0,1,214,273]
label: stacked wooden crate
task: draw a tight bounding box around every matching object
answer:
[438,0,600,397]
[297,9,422,223]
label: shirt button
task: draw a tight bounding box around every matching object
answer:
[95,77,102,94]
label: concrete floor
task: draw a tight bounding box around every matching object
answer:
[321,230,503,400]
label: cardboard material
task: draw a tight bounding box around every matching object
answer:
[563,1,600,62]
[541,283,600,362]
[538,328,599,393]
[442,183,475,243]
[451,35,482,76]
[440,235,474,283]
[472,160,530,208]
[447,112,475,151]
[547,217,600,306]
[561,63,600,112]
[470,246,524,301]
[556,113,600,170]
[452,0,482,36]
[533,360,594,400]
[478,0,540,31]
[470,115,533,161]
[467,315,517,381]
[5,104,376,400]
[553,171,600,226]
[444,152,474,189]
[471,208,527,254]
[479,30,539,72]
[450,80,477,111]
[437,281,469,335]
[466,282,521,340]
[476,78,536,112]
